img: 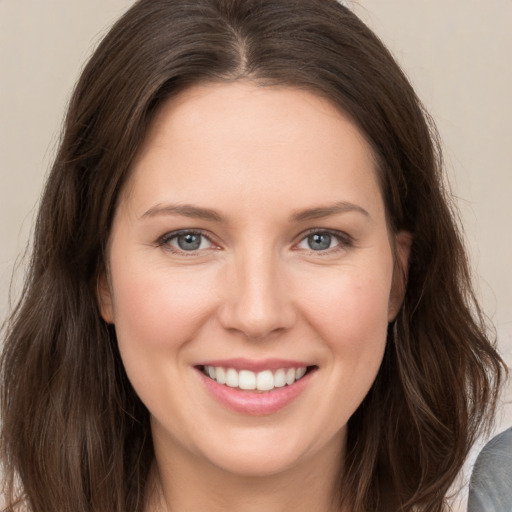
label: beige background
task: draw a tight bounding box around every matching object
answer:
[1,1,511,506]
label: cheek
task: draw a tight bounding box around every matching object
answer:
[110,260,217,355]
[109,261,220,418]
[308,265,391,415]
[296,262,392,356]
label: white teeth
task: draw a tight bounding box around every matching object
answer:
[285,368,296,385]
[225,368,239,388]
[202,365,310,391]
[256,370,274,391]
[238,370,256,390]
[215,366,226,384]
[296,367,307,380]
[274,368,286,388]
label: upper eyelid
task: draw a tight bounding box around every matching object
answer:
[160,228,210,240]
[295,227,353,243]
[158,229,218,249]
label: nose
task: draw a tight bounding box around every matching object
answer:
[217,250,297,340]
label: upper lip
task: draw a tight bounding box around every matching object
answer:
[195,358,314,372]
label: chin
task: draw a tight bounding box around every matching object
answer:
[205,447,309,479]
[190,423,343,479]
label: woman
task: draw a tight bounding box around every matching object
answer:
[1,1,507,511]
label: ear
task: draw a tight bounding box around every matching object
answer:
[97,271,115,324]
[388,230,413,322]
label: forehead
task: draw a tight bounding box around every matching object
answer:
[122,81,383,221]
[136,81,374,161]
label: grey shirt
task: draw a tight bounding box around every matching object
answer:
[468,428,512,512]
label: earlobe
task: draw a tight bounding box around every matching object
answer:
[96,271,115,324]
[388,230,413,322]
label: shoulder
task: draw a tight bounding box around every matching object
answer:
[467,427,512,512]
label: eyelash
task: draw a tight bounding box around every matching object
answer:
[295,228,354,254]
[156,228,354,255]
[157,229,217,255]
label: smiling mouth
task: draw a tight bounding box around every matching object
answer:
[198,365,318,392]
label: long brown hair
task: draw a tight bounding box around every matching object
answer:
[1,1,507,511]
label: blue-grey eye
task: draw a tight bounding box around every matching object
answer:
[297,231,342,251]
[307,233,332,250]
[168,232,211,251]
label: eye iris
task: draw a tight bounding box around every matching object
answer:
[177,233,202,250]
[308,233,332,251]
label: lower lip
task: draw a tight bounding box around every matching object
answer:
[197,369,314,416]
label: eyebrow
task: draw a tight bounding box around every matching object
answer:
[140,200,369,223]
[290,201,370,222]
[141,203,224,222]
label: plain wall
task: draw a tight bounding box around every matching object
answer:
[1,1,511,506]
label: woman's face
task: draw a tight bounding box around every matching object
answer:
[99,82,409,478]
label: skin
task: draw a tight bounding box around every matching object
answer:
[98,82,411,512]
